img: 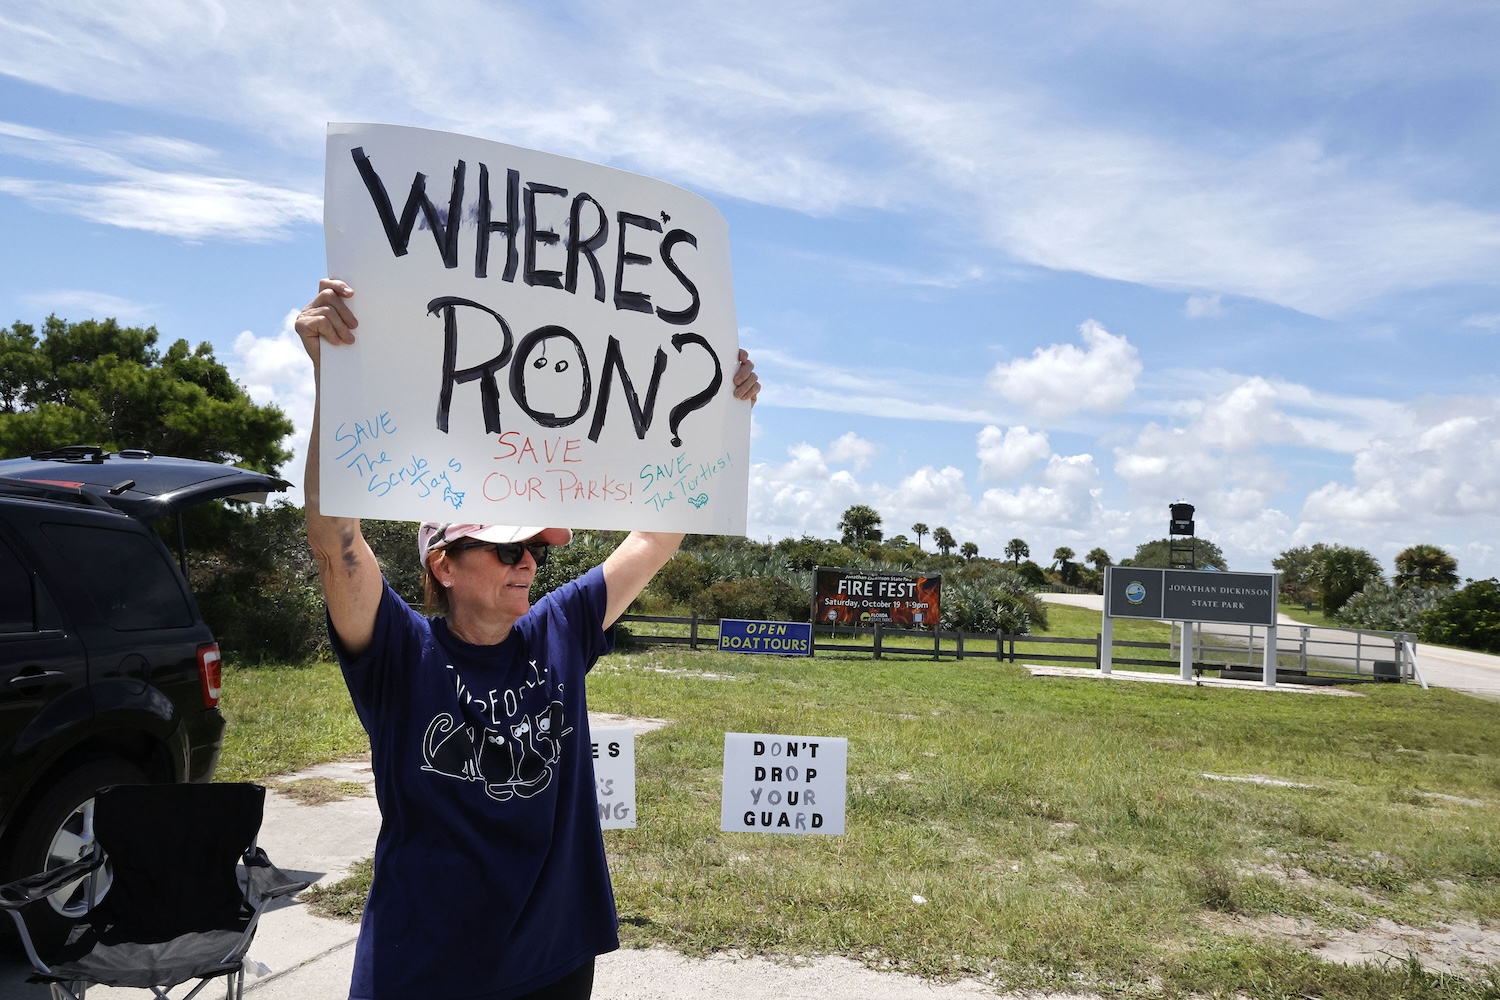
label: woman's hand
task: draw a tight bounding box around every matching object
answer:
[295,279,358,365]
[732,348,760,405]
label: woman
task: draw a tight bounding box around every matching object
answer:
[296,279,759,1000]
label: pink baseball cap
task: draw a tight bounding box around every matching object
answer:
[418,523,573,569]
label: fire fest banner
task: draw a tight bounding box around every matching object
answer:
[812,567,940,628]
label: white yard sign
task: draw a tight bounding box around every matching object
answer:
[591,726,636,830]
[320,123,749,533]
[720,733,847,835]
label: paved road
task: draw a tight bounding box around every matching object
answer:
[1038,592,1500,700]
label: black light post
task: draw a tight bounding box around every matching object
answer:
[1168,501,1196,570]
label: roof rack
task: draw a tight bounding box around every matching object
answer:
[28,445,110,464]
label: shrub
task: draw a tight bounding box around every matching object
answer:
[689,576,811,623]
[1420,578,1500,654]
[1015,560,1048,588]
[183,501,329,664]
[938,572,1048,635]
[651,553,716,605]
[531,530,620,601]
[1334,581,1449,633]
[773,534,861,571]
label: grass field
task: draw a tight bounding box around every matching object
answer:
[219,635,1500,998]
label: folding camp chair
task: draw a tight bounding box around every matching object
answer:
[0,782,308,1000]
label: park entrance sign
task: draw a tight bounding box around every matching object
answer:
[1102,566,1282,685]
[1106,567,1276,626]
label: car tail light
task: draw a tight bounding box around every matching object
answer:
[197,643,222,708]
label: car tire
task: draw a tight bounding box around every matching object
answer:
[1,758,149,952]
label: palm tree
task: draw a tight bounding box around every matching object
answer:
[1394,544,1458,588]
[1316,545,1384,613]
[837,504,883,545]
[1004,538,1029,565]
[960,541,978,561]
[932,526,956,556]
[911,522,929,551]
[1085,547,1112,572]
[1051,546,1076,570]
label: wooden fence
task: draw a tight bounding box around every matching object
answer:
[612,614,1417,684]
[615,614,1172,669]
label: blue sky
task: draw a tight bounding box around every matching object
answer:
[2,1,1498,577]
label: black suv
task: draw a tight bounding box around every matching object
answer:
[0,447,287,943]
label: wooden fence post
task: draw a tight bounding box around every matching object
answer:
[690,612,698,651]
[873,621,882,660]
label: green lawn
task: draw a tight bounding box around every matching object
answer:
[221,641,1500,999]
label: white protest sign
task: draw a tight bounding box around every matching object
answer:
[321,123,749,533]
[720,733,847,835]
[591,725,636,830]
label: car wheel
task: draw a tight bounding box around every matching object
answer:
[2,758,148,950]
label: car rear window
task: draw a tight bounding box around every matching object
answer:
[0,535,34,633]
[41,523,194,630]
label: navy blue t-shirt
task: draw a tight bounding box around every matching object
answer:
[330,566,619,1000]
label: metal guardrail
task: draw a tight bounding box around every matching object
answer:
[1171,622,1421,685]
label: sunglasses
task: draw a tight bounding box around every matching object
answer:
[450,540,551,567]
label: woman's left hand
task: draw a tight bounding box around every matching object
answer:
[732,348,760,405]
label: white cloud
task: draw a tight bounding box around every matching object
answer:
[976,452,1101,529]
[748,347,1004,424]
[0,121,319,241]
[825,431,877,470]
[19,289,155,323]
[1302,400,1500,527]
[1185,293,1223,319]
[3,5,1498,311]
[772,442,831,483]
[1111,375,1369,500]
[742,378,1500,578]
[976,424,1051,481]
[878,465,969,514]
[1462,313,1500,332]
[986,320,1141,419]
[227,310,315,499]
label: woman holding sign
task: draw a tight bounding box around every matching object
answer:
[296,279,758,1000]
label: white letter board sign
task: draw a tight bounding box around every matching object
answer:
[719,732,847,835]
[591,725,636,830]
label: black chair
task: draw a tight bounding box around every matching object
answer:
[0,782,308,1000]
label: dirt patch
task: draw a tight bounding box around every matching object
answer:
[594,947,1101,1000]
[1201,772,1322,789]
[1203,912,1500,976]
[589,711,673,735]
[275,776,371,805]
